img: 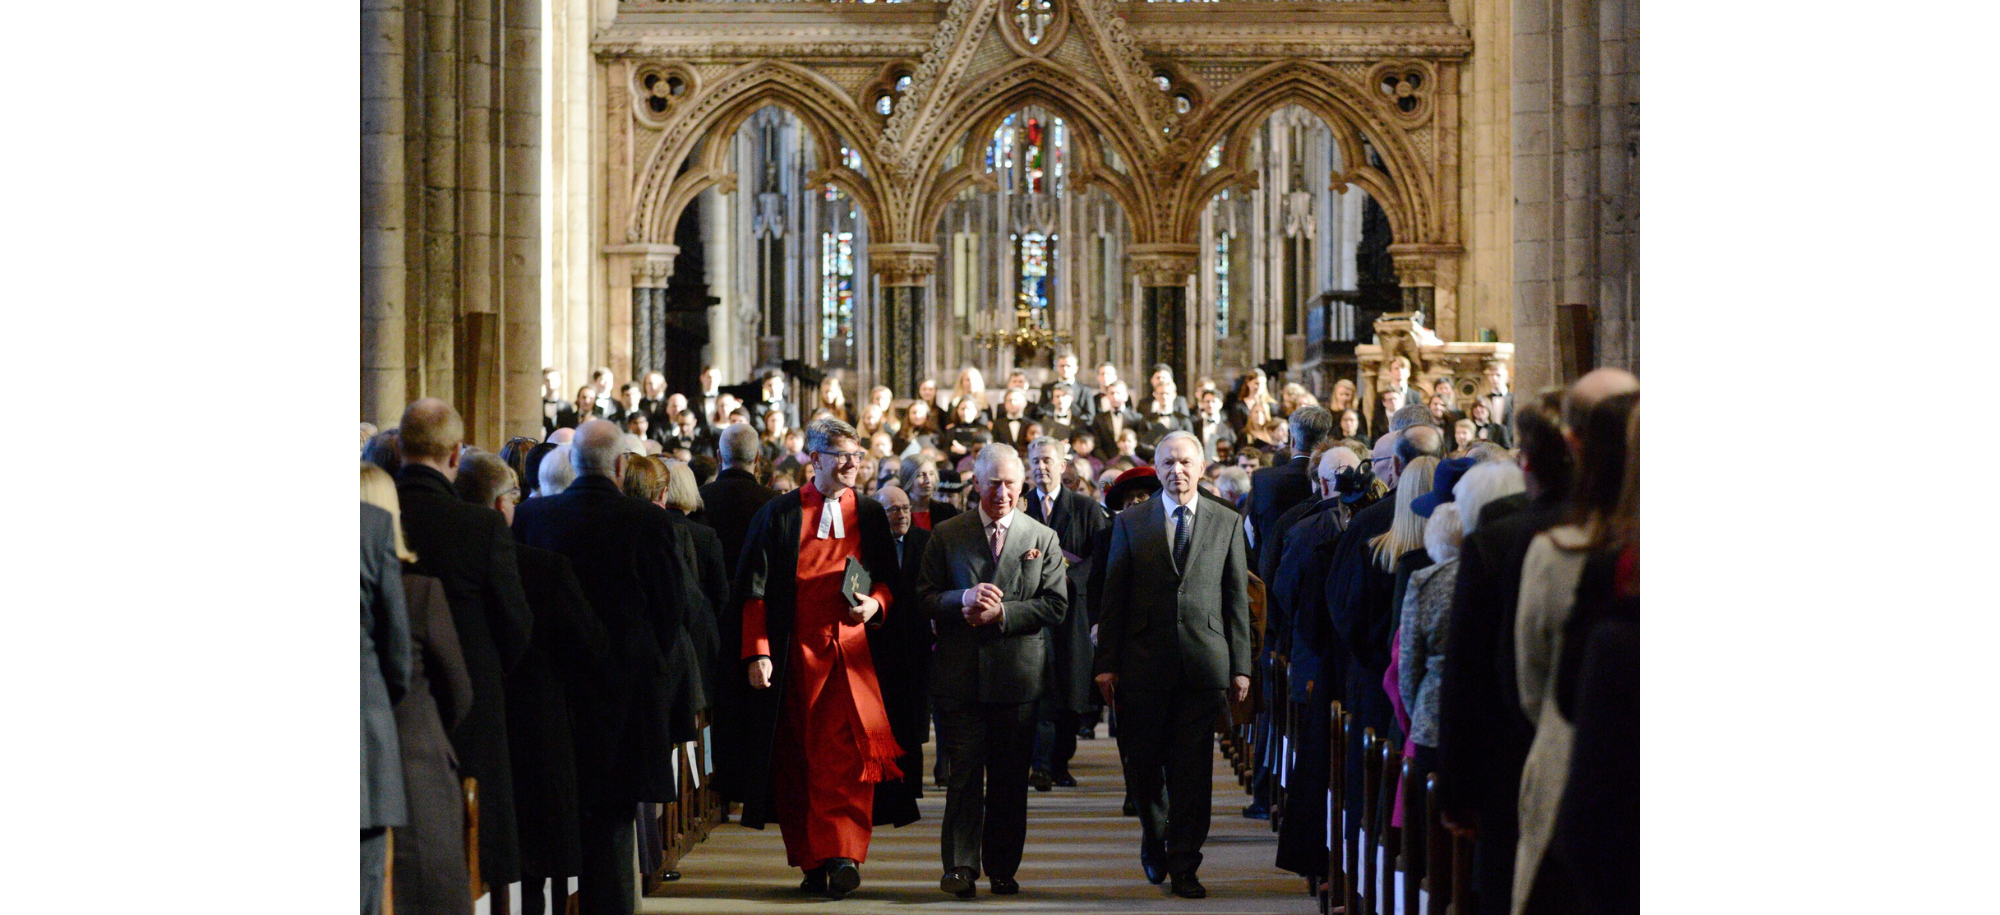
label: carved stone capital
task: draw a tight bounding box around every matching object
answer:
[1126,243,1200,287]
[606,243,681,289]
[1387,243,1461,288]
[869,242,940,286]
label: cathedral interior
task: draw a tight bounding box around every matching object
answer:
[359,0,1637,441]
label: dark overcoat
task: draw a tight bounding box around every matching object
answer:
[510,544,612,879]
[869,524,935,827]
[1025,488,1109,713]
[512,474,694,809]
[663,508,730,712]
[727,489,908,829]
[395,465,532,882]
[697,467,775,574]
[390,572,475,915]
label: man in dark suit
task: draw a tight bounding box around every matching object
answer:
[872,484,934,826]
[1094,431,1252,899]
[992,388,1035,450]
[1021,436,1110,789]
[512,419,693,915]
[1038,351,1096,424]
[1188,388,1236,463]
[1249,405,1333,571]
[361,502,412,915]
[1480,361,1516,428]
[1090,381,1143,458]
[393,399,534,897]
[919,443,1070,898]
[698,422,776,573]
[458,450,614,909]
[1031,384,1082,442]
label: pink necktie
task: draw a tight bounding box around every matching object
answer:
[990,523,1005,562]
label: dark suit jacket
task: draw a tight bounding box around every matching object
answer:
[1189,414,1236,461]
[663,507,730,713]
[1025,488,1110,712]
[510,544,612,879]
[698,466,775,574]
[919,509,1069,705]
[511,474,691,808]
[1322,493,1400,738]
[1090,407,1144,455]
[881,526,935,745]
[362,503,412,830]
[1248,454,1315,564]
[395,465,532,879]
[993,414,1036,449]
[1039,380,1096,423]
[1094,494,1252,691]
[1433,494,1563,829]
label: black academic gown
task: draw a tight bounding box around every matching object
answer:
[870,524,935,827]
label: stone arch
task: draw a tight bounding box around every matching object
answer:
[902,59,1156,242]
[628,60,888,246]
[1177,60,1439,249]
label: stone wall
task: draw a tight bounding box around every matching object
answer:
[361,0,543,447]
[1510,0,1638,393]
[1452,0,1513,349]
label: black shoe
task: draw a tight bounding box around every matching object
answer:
[1169,872,1207,899]
[659,870,681,882]
[940,867,978,899]
[990,876,1020,895]
[823,858,860,898]
[1053,770,1078,788]
[1030,768,1055,792]
[1123,798,1138,817]
[799,866,828,895]
[1141,856,1167,885]
[1077,724,1097,739]
[1242,801,1271,820]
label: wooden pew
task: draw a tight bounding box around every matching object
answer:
[1323,702,1349,915]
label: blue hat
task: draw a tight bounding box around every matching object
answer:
[1411,456,1477,518]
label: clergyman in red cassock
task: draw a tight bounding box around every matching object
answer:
[731,417,910,899]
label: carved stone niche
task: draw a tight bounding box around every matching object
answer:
[1354,311,1512,417]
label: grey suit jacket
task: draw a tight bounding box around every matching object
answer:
[918,508,1069,704]
[361,502,412,829]
[1093,493,1253,692]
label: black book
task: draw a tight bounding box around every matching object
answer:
[842,556,874,609]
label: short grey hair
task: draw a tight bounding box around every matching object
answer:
[1423,502,1463,564]
[1453,459,1526,537]
[973,442,1023,482]
[1215,466,1252,502]
[1026,436,1068,459]
[716,422,759,467]
[1317,445,1361,484]
[1388,403,1436,434]
[539,443,578,495]
[803,416,859,456]
[571,419,625,476]
[1154,430,1202,461]
[454,450,516,508]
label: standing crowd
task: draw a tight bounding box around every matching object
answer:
[359,351,1637,915]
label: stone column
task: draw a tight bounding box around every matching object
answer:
[361,0,407,427]
[1388,244,1465,340]
[608,244,678,383]
[1128,244,1198,385]
[870,243,938,398]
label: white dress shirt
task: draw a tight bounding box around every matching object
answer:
[1161,489,1199,545]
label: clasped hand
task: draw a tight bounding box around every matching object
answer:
[960,583,1004,626]
[848,593,881,626]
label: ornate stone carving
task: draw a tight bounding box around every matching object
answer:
[869,242,940,286]
[1367,59,1434,127]
[1126,243,1198,287]
[608,243,682,288]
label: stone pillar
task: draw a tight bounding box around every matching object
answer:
[608,244,678,383]
[1387,244,1465,340]
[1128,244,1198,386]
[361,0,408,428]
[870,243,938,398]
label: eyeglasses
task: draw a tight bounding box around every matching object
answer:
[818,450,867,465]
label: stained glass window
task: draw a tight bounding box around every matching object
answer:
[821,228,855,361]
[1215,229,1231,339]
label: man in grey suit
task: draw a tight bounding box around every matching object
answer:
[918,443,1070,898]
[1093,431,1252,899]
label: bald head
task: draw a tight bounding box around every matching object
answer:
[1395,424,1444,468]
[571,419,627,479]
[399,398,463,462]
[1563,368,1640,430]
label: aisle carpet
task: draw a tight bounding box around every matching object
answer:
[642,724,1318,913]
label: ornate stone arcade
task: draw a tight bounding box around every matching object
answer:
[594,0,1474,391]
